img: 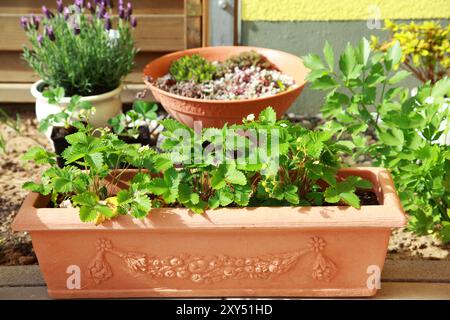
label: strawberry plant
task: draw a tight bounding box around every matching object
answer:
[107,100,158,139]
[38,87,95,133]
[304,38,450,242]
[23,107,373,224]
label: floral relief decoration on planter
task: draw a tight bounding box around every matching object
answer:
[86,236,338,285]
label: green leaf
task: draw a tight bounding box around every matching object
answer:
[95,205,114,218]
[379,128,404,146]
[211,164,227,189]
[21,147,56,165]
[208,194,220,209]
[323,41,334,71]
[388,70,410,84]
[340,192,360,208]
[234,185,252,206]
[431,77,450,98]
[385,41,402,70]
[339,43,356,77]
[225,165,247,185]
[302,54,325,70]
[79,206,97,222]
[284,185,299,205]
[258,107,277,124]
[356,37,371,66]
[310,75,339,90]
[148,178,168,194]
[218,187,234,206]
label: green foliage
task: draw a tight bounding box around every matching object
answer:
[0,108,21,153]
[23,107,372,224]
[305,38,450,242]
[22,119,155,224]
[22,3,137,96]
[38,87,95,132]
[169,54,217,83]
[219,50,277,74]
[107,100,157,138]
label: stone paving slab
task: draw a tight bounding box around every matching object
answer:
[1,259,449,300]
[0,265,44,287]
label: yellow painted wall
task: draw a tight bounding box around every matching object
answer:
[242,0,450,21]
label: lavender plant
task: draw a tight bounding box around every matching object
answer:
[21,0,137,96]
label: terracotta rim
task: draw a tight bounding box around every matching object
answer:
[143,46,307,105]
[12,167,407,231]
[30,80,123,102]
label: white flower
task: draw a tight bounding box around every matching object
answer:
[280,123,288,127]
[411,87,418,97]
[246,113,255,121]
[424,96,435,105]
[108,29,120,41]
[59,200,73,208]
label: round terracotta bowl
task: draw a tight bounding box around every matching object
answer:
[143,46,308,128]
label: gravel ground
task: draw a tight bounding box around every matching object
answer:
[0,109,448,266]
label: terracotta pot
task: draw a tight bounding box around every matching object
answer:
[12,167,405,299]
[143,46,308,128]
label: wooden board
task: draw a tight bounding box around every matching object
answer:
[0,0,204,103]
[1,259,450,299]
[0,14,186,52]
[0,0,185,15]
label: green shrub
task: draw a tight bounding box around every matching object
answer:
[303,38,450,242]
[22,107,372,223]
[21,1,137,96]
[169,54,217,83]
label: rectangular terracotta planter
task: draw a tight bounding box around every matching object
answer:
[12,167,406,299]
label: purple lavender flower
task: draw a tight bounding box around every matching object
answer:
[125,2,132,18]
[97,2,105,18]
[56,0,64,13]
[45,26,55,41]
[104,13,112,30]
[20,17,29,30]
[118,4,125,19]
[118,0,123,7]
[30,14,40,30]
[42,5,54,19]
[37,34,44,46]
[131,16,137,28]
[75,0,84,8]
[63,7,70,20]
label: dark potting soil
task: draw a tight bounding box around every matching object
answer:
[356,189,379,205]
[51,125,78,168]
[118,125,155,146]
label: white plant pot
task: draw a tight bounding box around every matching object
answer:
[31,80,123,138]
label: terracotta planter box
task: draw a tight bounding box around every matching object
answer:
[12,167,405,299]
[143,46,308,128]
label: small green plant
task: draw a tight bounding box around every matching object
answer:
[169,54,217,83]
[223,50,276,71]
[22,121,157,224]
[0,108,22,153]
[38,87,94,133]
[23,107,373,224]
[108,100,158,138]
[21,1,137,96]
[372,20,450,84]
[303,38,450,242]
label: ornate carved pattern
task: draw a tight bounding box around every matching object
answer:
[86,236,337,285]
